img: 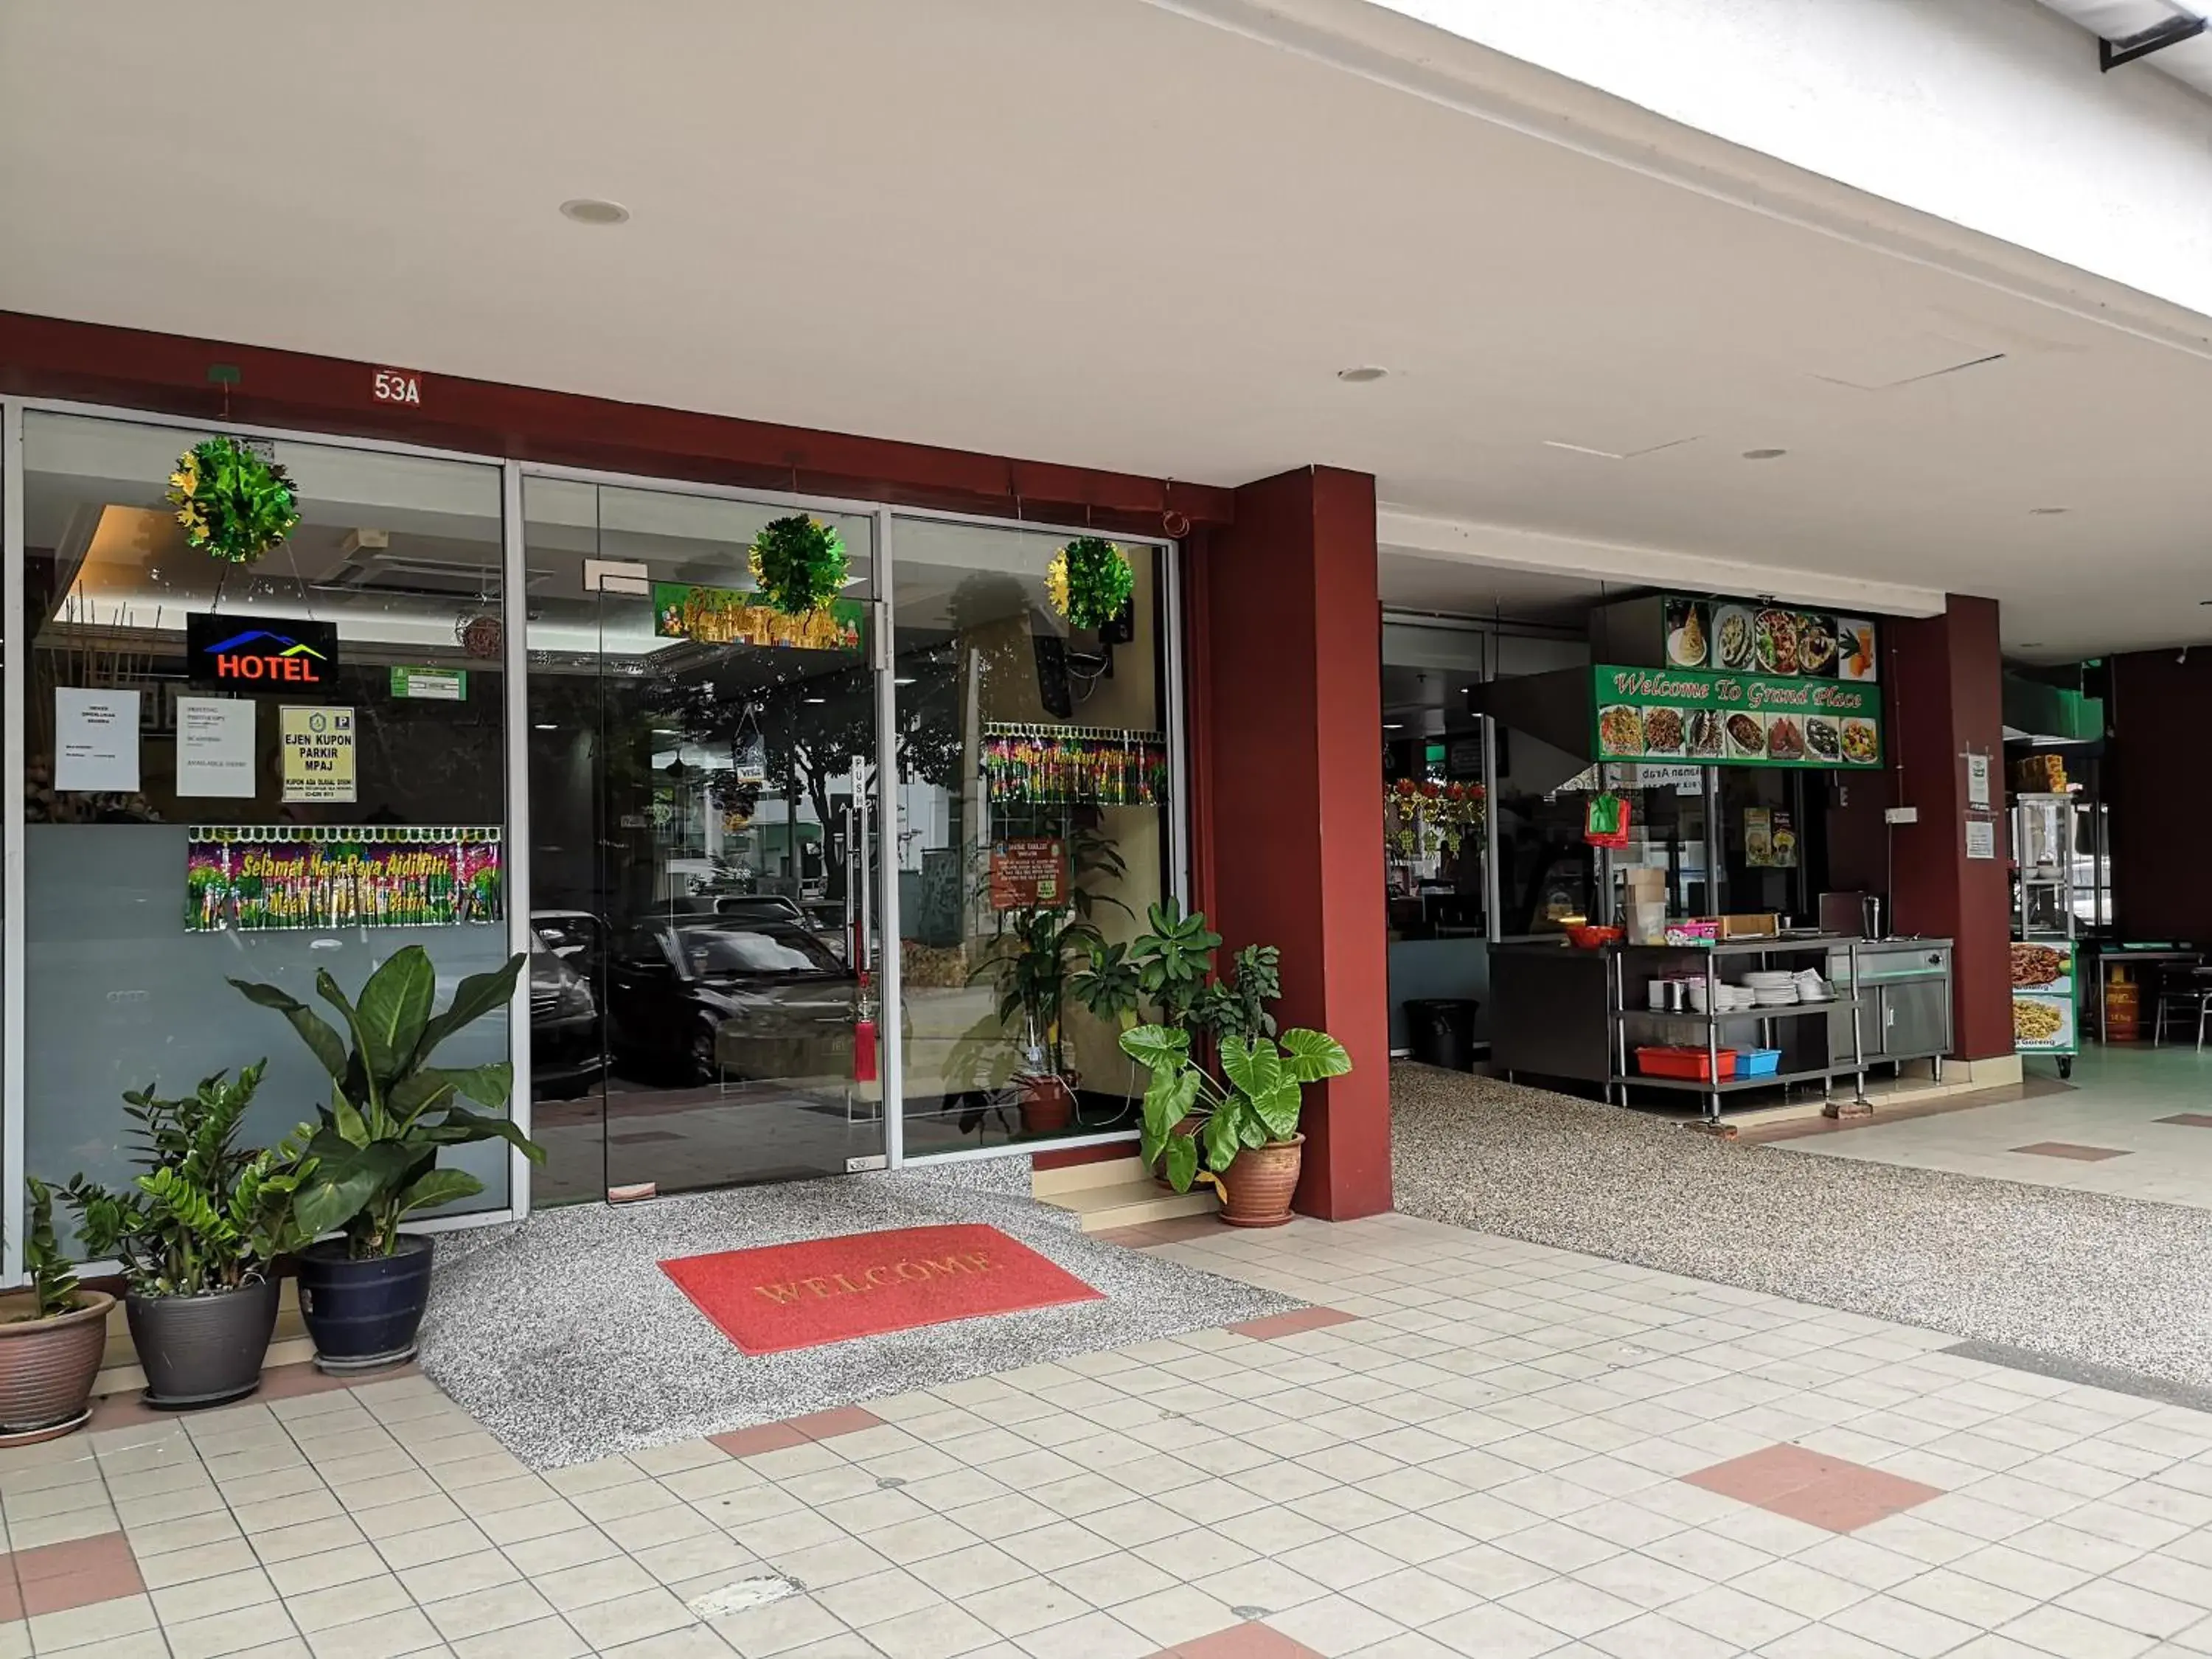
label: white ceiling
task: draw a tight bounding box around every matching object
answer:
[6,0,2212,661]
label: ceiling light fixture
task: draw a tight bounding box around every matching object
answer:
[560,198,630,226]
[1382,722,1405,730]
[1741,448,1787,461]
[2029,507,2068,515]
[1336,366,1388,383]
[1543,440,1627,460]
[804,695,827,705]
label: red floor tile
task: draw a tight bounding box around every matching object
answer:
[710,1422,810,1457]
[1168,1621,1325,1657]
[1228,1307,1359,1340]
[1686,1444,1940,1533]
[787,1405,886,1441]
[2011,1141,2130,1161]
[6,1531,141,1615]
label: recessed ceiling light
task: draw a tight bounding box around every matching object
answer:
[560,198,630,226]
[804,695,827,705]
[1382,722,1405,730]
[894,676,917,685]
[1337,366,1388,383]
[2029,506,2068,515]
[533,723,558,731]
[1741,448,1787,461]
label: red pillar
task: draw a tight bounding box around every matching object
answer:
[1886,595,2011,1060]
[1189,467,1391,1220]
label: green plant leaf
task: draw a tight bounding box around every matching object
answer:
[1162,1133,1200,1194]
[411,954,524,1068]
[1202,1105,1245,1173]
[430,1105,546,1164]
[1219,1035,1283,1104]
[392,1062,512,1120]
[1247,1076,1304,1142]
[1138,1065,1201,1161]
[392,1166,484,1221]
[291,1140,416,1238]
[352,948,437,1086]
[1118,1024,1189,1073]
[1280,1028,1352,1083]
[229,978,349,1082]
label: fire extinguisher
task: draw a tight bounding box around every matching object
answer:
[853,969,879,1085]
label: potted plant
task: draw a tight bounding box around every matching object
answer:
[64,1065,316,1408]
[1120,1023,1351,1228]
[977,830,1125,1135]
[0,1179,116,1443]
[232,947,540,1373]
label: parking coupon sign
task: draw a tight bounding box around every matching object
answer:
[280,706,357,803]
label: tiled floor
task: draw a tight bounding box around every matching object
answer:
[1771,1042,2212,1208]
[15,1211,2212,1655]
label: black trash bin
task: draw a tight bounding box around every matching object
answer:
[1405,998,1479,1071]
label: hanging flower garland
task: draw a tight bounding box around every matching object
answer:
[167,437,302,566]
[1047,536,1135,630]
[748,515,848,616]
[1386,778,1485,859]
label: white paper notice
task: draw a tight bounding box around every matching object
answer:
[175,697,257,798]
[1965,817,1997,860]
[1966,754,1992,810]
[54,688,140,793]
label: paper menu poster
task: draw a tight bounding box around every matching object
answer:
[54,688,141,793]
[175,697,257,798]
[279,706,357,804]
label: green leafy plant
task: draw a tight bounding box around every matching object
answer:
[63,1064,316,1298]
[167,437,301,565]
[17,1179,80,1321]
[1121,1024,1352,1194]
[1047,536,1136,630]
[748,514,849,616]
[232,947,542,1259]
[978,829,1127,1079]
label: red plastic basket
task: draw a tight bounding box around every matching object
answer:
[1635,1046,1737,1082]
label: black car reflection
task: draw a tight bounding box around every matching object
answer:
[529,911,607,1100]
[605,918,858,1085]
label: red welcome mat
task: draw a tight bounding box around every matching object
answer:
[660,1224,1105,1355]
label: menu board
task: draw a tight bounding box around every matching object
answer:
[1593,664,1882,770]
[1663,597,1877,682]
[2011,942,2079,1057]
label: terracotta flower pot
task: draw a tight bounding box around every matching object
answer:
[0,1289,114,1444]
[1018,1073,1076,1135]
[1219,1134,1304,1228]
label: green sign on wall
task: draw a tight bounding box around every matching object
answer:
[1592,664,1882,770]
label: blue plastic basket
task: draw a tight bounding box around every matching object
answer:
[1735,1048,1781,1078]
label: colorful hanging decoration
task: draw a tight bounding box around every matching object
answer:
[185,825,503,933]
[454,613,503,659]
[984,723,1167,806]
[748,515,849,616]
[167,437,302,566]
[1046,537,1135,630]
[1385,778,1485,860]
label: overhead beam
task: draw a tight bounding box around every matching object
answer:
[2100,13,2207,72]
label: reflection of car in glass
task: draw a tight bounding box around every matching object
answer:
[605,918,859,1084]
[529,912,606,1099]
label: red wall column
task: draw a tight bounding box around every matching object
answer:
[1886,595,2012,1060]
[1192,467,1391,1219]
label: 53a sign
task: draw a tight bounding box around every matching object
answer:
[372,369,423,406]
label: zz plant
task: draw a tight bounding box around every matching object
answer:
[19,1178,80,1319]
[232,947,542,1258]
[63,1064,316,1297]
[1121,1024,1352,1194]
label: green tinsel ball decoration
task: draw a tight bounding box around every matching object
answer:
[167,437,302,566]
[748,515,849,616]
[1048,536,1135,630]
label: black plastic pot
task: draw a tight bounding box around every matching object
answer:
[126,1279,280,1409]
[1405,998,1480,1071]
[296,1236,434,1374]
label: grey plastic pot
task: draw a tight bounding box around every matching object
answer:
[296,1236,434,1374]
[125,1279,279,1409]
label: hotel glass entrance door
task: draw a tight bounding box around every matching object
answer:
[524,481,884,1201]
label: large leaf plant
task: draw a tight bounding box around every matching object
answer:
[1121,1023,1352,1194]
[63,1063,317,1297]
[232,947,543,1259]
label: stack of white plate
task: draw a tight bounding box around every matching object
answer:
[1753,985,1801,1006]
[1742,971,1796,989]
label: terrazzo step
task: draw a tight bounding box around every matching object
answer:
[1031,1154,1155,1198]
[1039,1176,1221,1232]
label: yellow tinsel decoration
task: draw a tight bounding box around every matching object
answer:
[1046,549,1073,617]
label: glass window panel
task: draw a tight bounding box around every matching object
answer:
[889,517,1169,1154]
[21,414,510,1245]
